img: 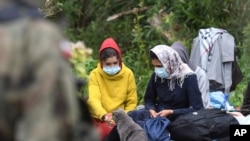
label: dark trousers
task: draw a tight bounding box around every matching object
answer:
[104,126,120,141]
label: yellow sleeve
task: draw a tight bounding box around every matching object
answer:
[87,70,107,119]
[124,70,138,113]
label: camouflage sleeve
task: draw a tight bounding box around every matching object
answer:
[0,19,80,141]
[19,19,81,141]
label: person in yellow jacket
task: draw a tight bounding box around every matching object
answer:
[87,37,138,140]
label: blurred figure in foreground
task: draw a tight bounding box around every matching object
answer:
[0,0,100,141]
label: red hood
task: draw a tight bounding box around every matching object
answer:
[99,38,122,68]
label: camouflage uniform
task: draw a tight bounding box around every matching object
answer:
[0,2,100,141]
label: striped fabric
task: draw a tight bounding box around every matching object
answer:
[198,28,227,72]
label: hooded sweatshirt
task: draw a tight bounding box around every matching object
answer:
[87,38,138,120]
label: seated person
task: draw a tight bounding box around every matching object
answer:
[87,37,138,140]
[105,44,204,141]
[137,44,204,120]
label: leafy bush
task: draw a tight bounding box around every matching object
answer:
[46,0,250,106]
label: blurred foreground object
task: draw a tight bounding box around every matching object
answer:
[0,1,100,141]
[70,41,93,80]
[69,41,93,97]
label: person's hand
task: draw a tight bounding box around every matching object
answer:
[149,109,158,118]
[228,112,244,117]
[103,113,116,127]
[157,110,173,117]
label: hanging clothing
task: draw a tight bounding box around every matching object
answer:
[190,28,235,94]
[198,28,227,72]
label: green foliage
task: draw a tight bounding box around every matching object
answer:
[229,22,250,107]
[45,0,250,107]
[151,0,250,106]
[230,23,250,107]
[69,41,96,98]
[123,1,171,104]
[84,58,98,75]
[241,23,250,78]
[124,2,153,104]
[147,0,250,51]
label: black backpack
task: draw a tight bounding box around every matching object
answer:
[169,109,239,141]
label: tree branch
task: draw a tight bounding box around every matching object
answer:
[147,13,173,40]
[106,6,150,21]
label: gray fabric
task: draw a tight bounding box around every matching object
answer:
[190,32,234,94]
[113,108,147,141]
[172,41,210,108]
[171,41,196,71]
[195,66,210,108]
[190,38,201,67]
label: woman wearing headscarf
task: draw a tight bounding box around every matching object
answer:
[87,37,138,140]
[144,45,204,120]
[105,45,204,141]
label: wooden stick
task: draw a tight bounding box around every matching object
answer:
[106,6,150,21]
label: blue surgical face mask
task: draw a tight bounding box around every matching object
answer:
[154,67,169,78]
[103,65,121,75]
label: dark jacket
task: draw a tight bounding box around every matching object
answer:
[144,73,204,120]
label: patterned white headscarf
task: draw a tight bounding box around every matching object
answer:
[150,45,194,91]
